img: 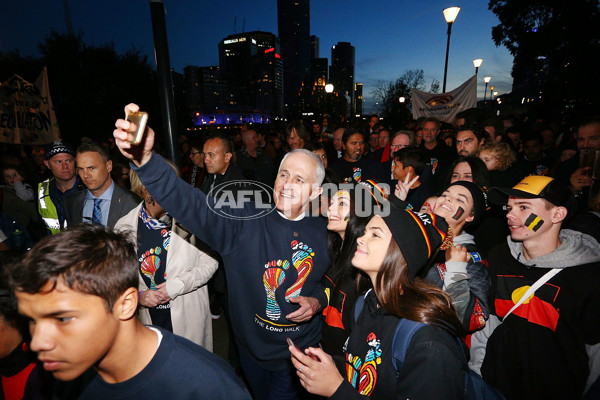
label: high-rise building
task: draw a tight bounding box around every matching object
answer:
[354,83,363,117]
[217,31,283,115]
[310,35,320,59]
[310,58,328,85]
[329,42,355,116]
[248,31,284,116]
[278,0,310,110]
[298,57,329,115]
[218,33,258,107]
[184,65,235,110]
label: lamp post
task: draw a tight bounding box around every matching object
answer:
[490,86,495,102]
[473,59,483,76]
[442,7,460,93]
[399,97,406,103]
[325,83,334,120]
[493,91,498,101]
[483,76,491,102]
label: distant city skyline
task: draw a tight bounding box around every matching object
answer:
[1,0,514,114]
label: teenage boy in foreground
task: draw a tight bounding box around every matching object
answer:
[469,176,600,399]
[7,224,251,399]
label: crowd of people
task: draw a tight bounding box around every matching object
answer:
[0,105,599,399]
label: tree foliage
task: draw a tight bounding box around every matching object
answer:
[0,31,159,145]
[371,69,439,129]
[489,0,600,115]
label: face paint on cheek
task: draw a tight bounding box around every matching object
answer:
[452,206,465,220]
[524,213,544,231]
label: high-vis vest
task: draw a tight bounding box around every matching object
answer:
[37,179,62,234]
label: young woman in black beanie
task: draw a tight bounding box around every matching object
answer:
[290,207,467,399]
[425,181,491,334]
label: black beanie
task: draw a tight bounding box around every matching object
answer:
[382,206,449,278]
[448,181,488,224]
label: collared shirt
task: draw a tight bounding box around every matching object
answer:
[276,210,305,221]
[82,181,115,226]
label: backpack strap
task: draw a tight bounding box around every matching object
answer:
[391,318,427,375]
[353,289,370,322]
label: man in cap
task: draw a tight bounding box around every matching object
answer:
[37,142,84,234]
[469,175,600,399]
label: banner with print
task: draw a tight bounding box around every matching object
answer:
[411,75,477,122]
[0,67,61,145]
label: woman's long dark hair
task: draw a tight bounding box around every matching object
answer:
[326,188,370,287]
[358,238,464,335]
[444,155,490,189]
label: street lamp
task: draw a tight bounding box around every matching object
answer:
[473,59,483,76]
[399,97,406,103]
[442,6,460,93]
[493,91,498,100]
[483,76,491,102]
[325,83,334,93]
[490,86,495,101]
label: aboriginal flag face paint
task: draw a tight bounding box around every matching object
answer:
[452,206,465,220]
[525,213,544,231]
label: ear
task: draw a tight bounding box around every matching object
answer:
[224,152,232,163]
[113,287,138,321]
[44,160,50,169]
[106,160,113,173]
[406,165,415,174]
[465,211,475,223]
[309,186,324,201]
[551,206,568,224]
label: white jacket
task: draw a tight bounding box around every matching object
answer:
[115,203,218,350]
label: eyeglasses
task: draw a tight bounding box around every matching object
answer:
[189,151,202,156]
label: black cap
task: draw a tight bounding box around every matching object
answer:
[44,142,75,161]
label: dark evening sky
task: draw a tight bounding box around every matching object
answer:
[1,0,513,112]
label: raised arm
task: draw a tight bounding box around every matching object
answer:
[113,103,154,167]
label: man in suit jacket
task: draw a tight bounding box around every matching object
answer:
[65,142,138,229]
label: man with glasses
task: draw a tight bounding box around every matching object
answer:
[368,132,379,155]
[183,139,207,189]
[377,131,416,183]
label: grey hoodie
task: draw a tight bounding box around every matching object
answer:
[470,229,600,392]
[507,229,600,269]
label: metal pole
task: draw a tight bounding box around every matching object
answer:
[150,0,179,167]
[483,82,488,102]
[442,22,452,93]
